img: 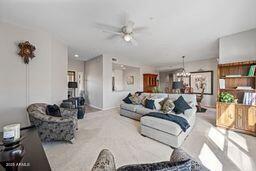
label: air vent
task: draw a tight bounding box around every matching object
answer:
[112,58,118,63]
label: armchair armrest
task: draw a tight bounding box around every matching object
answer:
[29,112,76,123]
[92,149,116,171]
[60,108,78,118]
[170,148,209,171]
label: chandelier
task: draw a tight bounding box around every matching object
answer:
[177,56,191,78]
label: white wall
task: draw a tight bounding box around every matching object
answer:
[112,69,124,91]
[68,58,85,80]
[0,22,68,130]
[157,58,218,107]
[85,55,103,109]
[51,38,68,104]
[123,67,140,92]
[102,55,158,109]
[219,28,256,64]
[84,54,158,110]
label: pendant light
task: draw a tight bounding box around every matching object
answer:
[177,56,191,78]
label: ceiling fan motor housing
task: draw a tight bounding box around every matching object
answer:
[122,26,133,34]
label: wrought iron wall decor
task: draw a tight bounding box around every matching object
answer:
[18,41,36,64]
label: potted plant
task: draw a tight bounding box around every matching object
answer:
[219,92,235,103]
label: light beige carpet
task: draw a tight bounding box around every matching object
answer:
[43,108,256,171]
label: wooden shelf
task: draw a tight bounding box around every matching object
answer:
[220,88,256,92]
[217,102,256,107]
[220,76,256,79]
[218,61,256,67]
[217,61,256,137]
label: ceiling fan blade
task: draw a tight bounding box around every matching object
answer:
[127,20,135,28]
[95,23,121,32]
[107,34,121,40]
[122,12,129,26]
[102,30,122,35]
[133,26,147,32]
[131,38,138,46]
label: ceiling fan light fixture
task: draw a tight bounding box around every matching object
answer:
[123,34,132,42]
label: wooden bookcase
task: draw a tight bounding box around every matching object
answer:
[216,61,256,136]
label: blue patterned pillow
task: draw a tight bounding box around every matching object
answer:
[145,99,155,109]
[123,93,133,104]
[173,96,192,114]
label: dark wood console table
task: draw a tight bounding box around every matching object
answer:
[0,127,51,171]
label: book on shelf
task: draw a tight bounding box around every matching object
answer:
[236,86,254,90]
[247,65,256,76]
[243,92,256,105]
[225,74,242,77]
[219,79,225,89]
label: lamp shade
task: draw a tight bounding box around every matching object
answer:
[172,81,182,89]
[68,82,78,88]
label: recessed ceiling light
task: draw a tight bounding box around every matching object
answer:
[121,65,124,67]
[74,54,79,58]
[123,67,126,70]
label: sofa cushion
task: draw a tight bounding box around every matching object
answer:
[141,113,194,136]
[123,93,133,104]
[120,103,156,115]
[135,105,155,115]
[120,102,137,112]
[150,93,169,99]
[173,96,192,114]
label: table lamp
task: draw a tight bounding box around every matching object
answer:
[172,81,183,94]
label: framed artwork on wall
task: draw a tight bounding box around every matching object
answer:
[189,71,213,95]
[127,76,134,85]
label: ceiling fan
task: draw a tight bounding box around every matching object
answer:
[97,16,146,46]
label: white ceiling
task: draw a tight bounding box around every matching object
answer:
[1,0,256,66]
[113,63,139,71]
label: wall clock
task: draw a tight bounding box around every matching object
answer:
[18,41,36,64]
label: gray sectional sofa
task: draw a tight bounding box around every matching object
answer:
[120,93,197,148]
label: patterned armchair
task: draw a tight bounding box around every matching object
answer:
[27,103,78,143]
[91,149,209,171]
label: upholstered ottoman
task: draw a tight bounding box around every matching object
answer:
[140,113,195,148]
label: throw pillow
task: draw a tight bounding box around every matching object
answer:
[129,94,141,105]
[160,98,175,113]
[145,99,155,110]
[140,95,148,106]
[135,91,143,96]
[152,98,164,110]
[123,93,133,104]
[46,104,61,117]
[173,96,192,114]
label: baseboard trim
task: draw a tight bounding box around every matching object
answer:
[85,103,119,111]
[86,103,103,110]
[102,106,120,111]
